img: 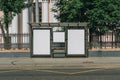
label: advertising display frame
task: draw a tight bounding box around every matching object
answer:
[31,28,52,57]
[66,28,88,57]
[53,31,65,43]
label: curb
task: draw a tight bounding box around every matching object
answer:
[0,51,120,58]
[0,64,120,70]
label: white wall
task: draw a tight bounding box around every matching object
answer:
[42,0,49,22]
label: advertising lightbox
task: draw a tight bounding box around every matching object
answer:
[67,29,85,55]
[53,32,65,42]
[33,28,51,56]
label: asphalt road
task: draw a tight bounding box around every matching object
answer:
[0,68,120,80]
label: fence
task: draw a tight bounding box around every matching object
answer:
[0,34,30,49]
[0,32,119,50]
[89,31,120,49]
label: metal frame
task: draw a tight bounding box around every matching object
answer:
[52,31,66,58]
[66,27,88,57]
[31,28,52,57]
[29,22,88,58]
[53,31,65,43]
[29,22,88,28]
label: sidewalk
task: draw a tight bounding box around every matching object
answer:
[0,57,120,69]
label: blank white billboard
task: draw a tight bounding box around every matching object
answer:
[67,29,85,55]
[33,29,51,55]
[53,32,65,42]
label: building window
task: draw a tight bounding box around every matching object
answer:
[33,2,42,22]
[42,0,49,1]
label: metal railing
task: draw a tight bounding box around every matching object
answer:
[0,34,30,49]
[89,32,120,49]
[0,32,119,50]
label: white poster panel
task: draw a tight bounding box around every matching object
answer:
[53,32,65,42]
[33,29,50,55]
[68,29,85,55]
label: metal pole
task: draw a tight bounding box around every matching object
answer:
[35,0,39,23]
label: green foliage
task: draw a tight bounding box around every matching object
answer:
[54,0,120,34]
[0,0,30,13]
[87,0,120,33]
[53,0,83,22]
[0,0,31,35]
[0,0,30,24]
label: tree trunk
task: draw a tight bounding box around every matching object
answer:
[115,31,118,48]
[0,23,11,49]
[3,12,11,49]
[89,29,93,49]
[4,36,11,49]
[100,34,102,49]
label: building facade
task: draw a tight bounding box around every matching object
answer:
[9,0,58,35]
[0,0,59,49]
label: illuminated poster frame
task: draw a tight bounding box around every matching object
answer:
[53,32,65,43]
[32,28,51,57]
[67,29,86,56]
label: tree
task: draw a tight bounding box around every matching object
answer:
[0,0,31,49]
[53,0,83,22]
[87,0,120,34]
[54,0,120,32]
[87,0,120,48]
[54,0,120,48]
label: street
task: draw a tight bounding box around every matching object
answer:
[0,68,120,80]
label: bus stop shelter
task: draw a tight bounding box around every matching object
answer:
[29,22,88,58]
